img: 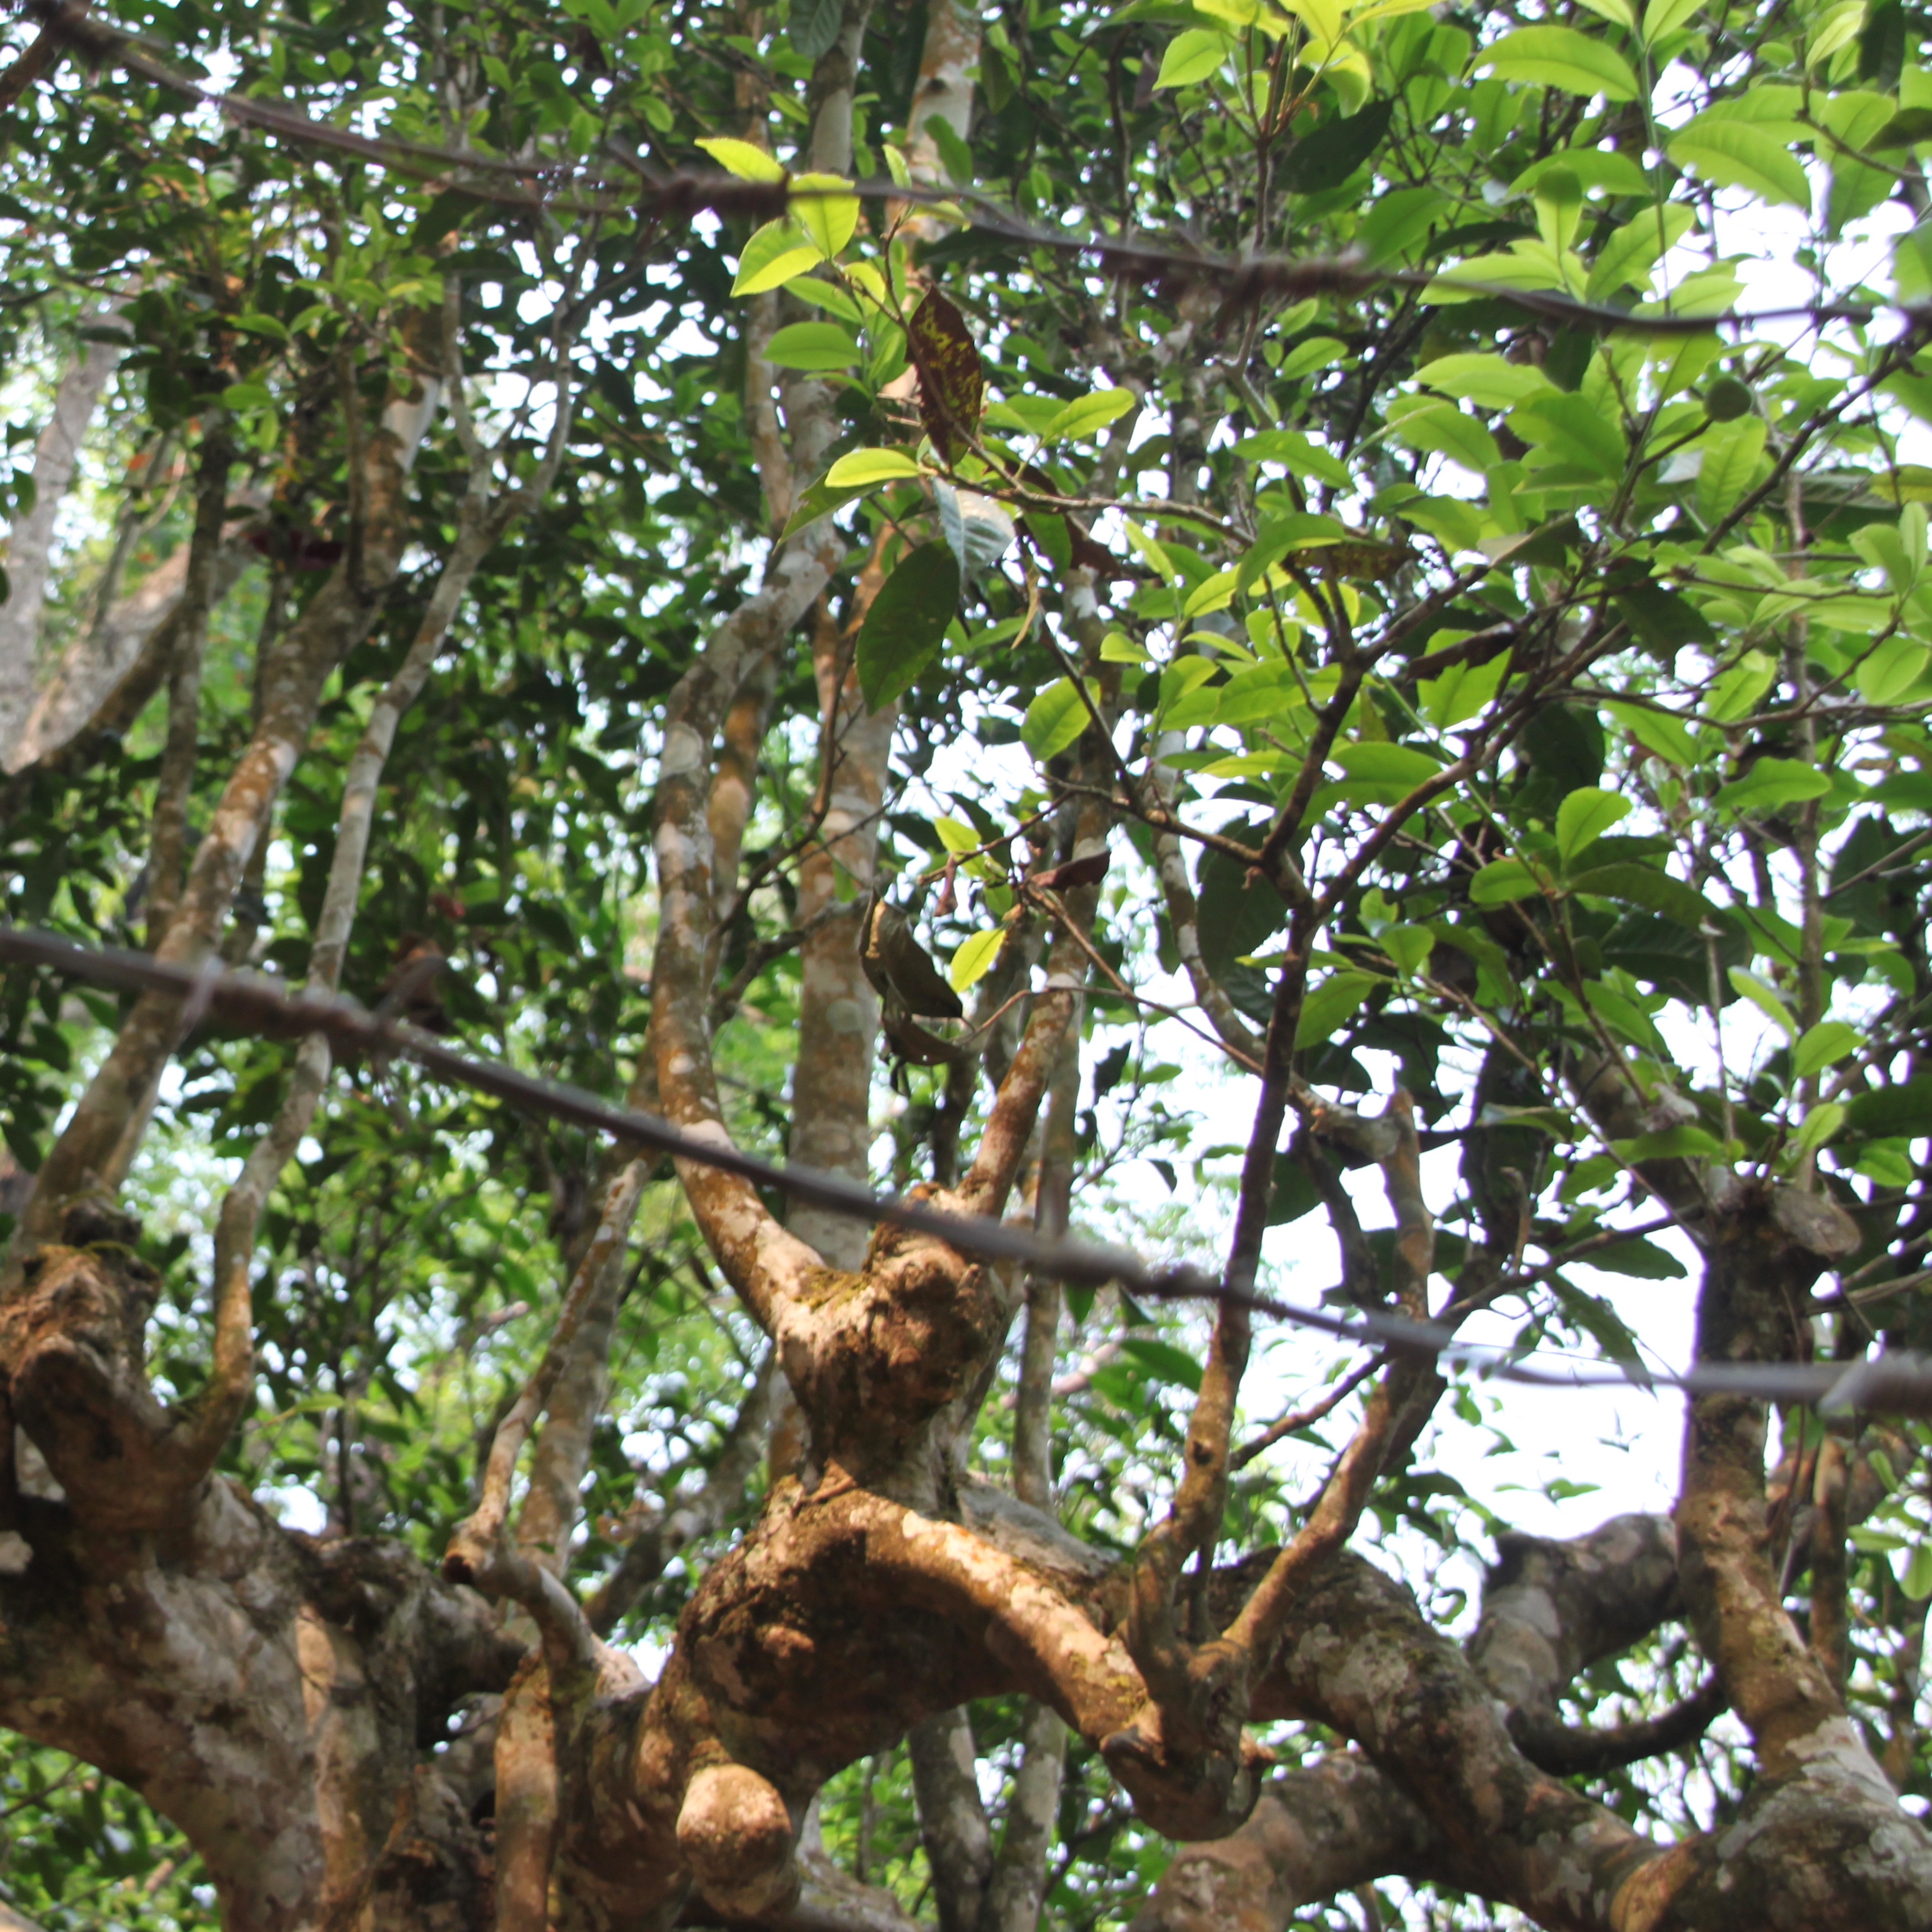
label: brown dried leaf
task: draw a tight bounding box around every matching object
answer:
[907,288,984,463]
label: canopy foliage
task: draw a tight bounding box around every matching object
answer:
[3,0,1932,1925]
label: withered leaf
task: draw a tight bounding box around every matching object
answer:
[907,288,984,463]
[1032,851,1111,894]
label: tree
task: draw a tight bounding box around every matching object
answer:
[3,0,1932,1923]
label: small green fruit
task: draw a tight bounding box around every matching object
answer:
[1704,375,1754,422]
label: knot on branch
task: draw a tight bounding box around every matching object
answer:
[789,1203,1006,1467]
[675,1760,800,1918]
[1098,1685,1267,1842]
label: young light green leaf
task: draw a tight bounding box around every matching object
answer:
[1643,0,1702,40]
[1294,970,1375,1047]
[1694,416,1767,523]
[856,544,961,711]
[1040,387,1137,443]
[1277,335,1347,381]
[1470,858,1544,904]
[1155,27,1233,88]
[1416,354,1554,410]
[733,218,822,294]
[827,448,926,486]
[1791,1100,1847,1156]
[1707,649,1776,723]
[1023,678,1095,760]
[1856,637,1930,706]
[1419,651,1510,728]
[1481,25,1642,100]
[695,136,786,183]
[789,172,860,260]
[948,926,1006,992]
[1794,1020,1861,1079]
[1728,966,1796,1038]
[1667,117,1812,209]
[1556,786,1632,863]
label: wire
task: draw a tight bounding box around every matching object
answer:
[4,926,1930,1416]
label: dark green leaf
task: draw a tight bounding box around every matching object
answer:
[856,544,961,711]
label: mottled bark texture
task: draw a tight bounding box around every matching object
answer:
[0,1205,521,1932]
[0,302,126,758]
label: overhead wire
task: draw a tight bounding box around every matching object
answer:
[3,926,1930,1418]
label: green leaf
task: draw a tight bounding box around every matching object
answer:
[827,448,926,486]
[1716,759,1832,814]
[1847,1076,1932,1136]
[1277,335,1348,381]
[1023,678,1094,760]
[1568,861,1712,928]
[1119,1336,1204,1392]
[695,136,786,183]
[779,477,880,537]
[1643,0,1703,40]
[1728,966,1796,1038]
[1856,636,1930,705]
[1156,26,1233,88]
[920,113,977,186]
[789,0,844,58]
[1235,428,1351,486]
[786,277,866,325]
[1586,1237,1687,1279]
[1417,354,1553,409]
[1791,1100,1848,1156]
[1279,98,1394,192]
[934,816,980,854]
[1547,1276,1647,1363]
[1470,858,1544,904]
[1614,1124,1726,1161]
[1795,1021,1861,1079]
[1707,648,1776,723]
[733,218,822,295]
[1906,1541,1932,1600]
[1556,786,1631,863]
[1694,415,1767,523]
[1586,202,1697,301]
[1667,117,1812,210]
[1330,743,1443,789]
[1871,107,1932,149]
[762,321,863,370]
[1040,387,1137,443]
[1481,26,1643,101]
[1612,585,1714,656]
[1419,651,1510,728]
[1510,392,1627,480]
[789,172,860,260]
[1604,699,1699,765]
[1235,511,1348,592]
[1358,185,1453,264]
[1387,400,1502,475]
[948,926,1006,992]
[1295,970,1375,1047]
[856,544,961,711]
